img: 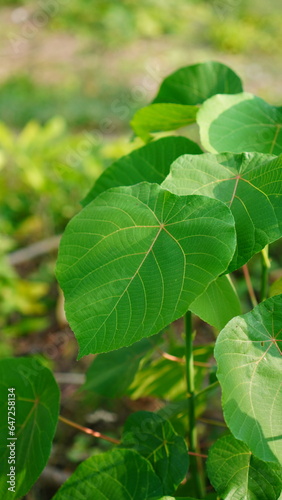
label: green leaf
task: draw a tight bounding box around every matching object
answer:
[162,152,282,271]
[53,448,164,499]
[121,411,189,494]
[215,295,282,464]
[190,275,241,330]
[82,337,157,397]
[197,92,282,154]
[56,183,236,357]
[128,355,186,401]
[0,357,60,499]
[82,136,202,206]
[130,103,198,142]
[207,434,282,500]
[270,277,282,298]
[153,61,243,105]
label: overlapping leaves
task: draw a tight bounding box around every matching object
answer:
[131,61,243,141]
[121,411,188,494]
[82,136,202,206]
[53,448,164,500]
[197,93,282,154]
[162,152,282,271]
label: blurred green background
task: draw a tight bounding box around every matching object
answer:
[1,0,282,336]
[0,1,281,497]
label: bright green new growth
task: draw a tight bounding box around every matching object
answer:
[56,182,236,357]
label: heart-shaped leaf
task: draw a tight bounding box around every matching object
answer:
[82,136,202,206]
[197,92,282,154]
[131,103,198,142]
[53,448,163,499]
[121,411,189,494]
[190,275,241,330]
[56,183,236,357]
[0,357,60,499]
[162,152,282,271]
[215,295,282,464]
[153,61,243,105]
[207,434,282,500]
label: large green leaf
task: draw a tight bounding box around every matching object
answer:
[215,295,282,464]
[0,357,60,499]
[130,103,198,142]
[153,61,243,105]
[162,152,282,271]
[207,434,282,500]
[190,275,241,330]
[53,448,163,499]
[121,411,189,494]
[82,136,202,206]
[82,337,157,397]
[197,92,282,154]
[56,183,236,357]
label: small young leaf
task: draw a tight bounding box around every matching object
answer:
[207,434,282,500]
[162,152,282,271]
[121,411,189,494]
[153,61,243,105]
[130,103,198,142]
[82,136,202,206]
[190,275,241,330]
[82,337,157,397]
[53,448,163,499]
[215,295,282,464]
[197,93,282,154]
[0,357,60,499]
[56,183,236,356]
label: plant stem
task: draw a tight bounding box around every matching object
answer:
[242,264,258,308]
[59,415,120,444]
[261,245,270,301]
[184,311,205,498]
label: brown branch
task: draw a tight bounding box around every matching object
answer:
[59,415,120,445]
[242,264,258,307]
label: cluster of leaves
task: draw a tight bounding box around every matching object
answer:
[1,61,282,499]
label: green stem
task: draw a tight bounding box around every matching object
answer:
[261,245,270,301]
[184,311,205,498]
